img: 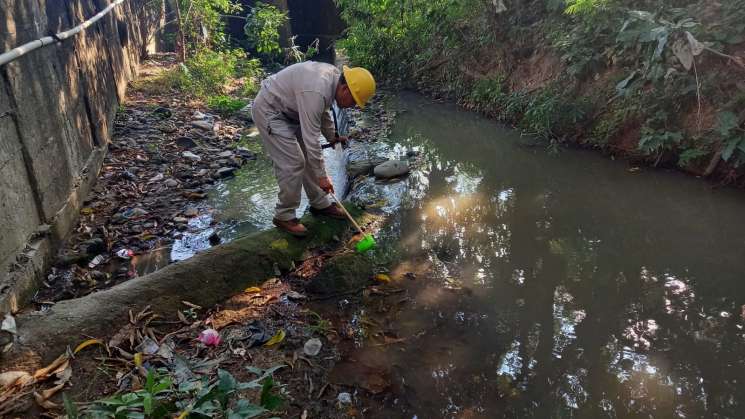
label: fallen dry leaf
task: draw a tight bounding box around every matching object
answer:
[33,355,68,380]
[74,338,104,354]
[264,329,286,347]
[33,391,58,410]
[0,371,32,389]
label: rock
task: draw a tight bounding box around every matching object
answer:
[184,191,207,200]
[173,217,188,224]
[175,136,198,149]
[216,167,237,178]
[337,393,352,404]
[164,179,179,188]
[184,207,198,217]
[82,238,106,255]
[217,151,234,158]
[31,224,52,240]
[303,338,322,356]
[236,147,255,159]
[373,160,410,179]
[58,252,89,267]
[208,233,221,246]
[182,151,202,161]
[348,157,387,178]
[158,123,177,133]
[192,111,209,120]
[195,169,209,177]
[152,107,172,119]
[191,120,214,132]
[238,104,253,121]
[90,270,107,282]
[131,207,148,217]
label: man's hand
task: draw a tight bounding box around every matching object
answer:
[319,176,335,194]
[330,135,349,147]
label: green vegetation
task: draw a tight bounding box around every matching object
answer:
[335,0,745,174]
[182,49,246,96]
[244,2,289,60]
[207,95,248,115]
[66,365,285,418]
[140,1,292,109]
[177,0,243,55]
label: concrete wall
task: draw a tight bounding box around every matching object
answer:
[0,0,163,313]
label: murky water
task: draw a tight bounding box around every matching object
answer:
[160,128,348,262]
[345,93,745,418]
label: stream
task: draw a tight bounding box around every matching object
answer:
[146,91,745,418]
[337,92,745,418]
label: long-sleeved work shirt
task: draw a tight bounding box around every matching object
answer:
[258,61,339,178]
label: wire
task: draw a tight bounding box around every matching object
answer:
[0,0,126,66]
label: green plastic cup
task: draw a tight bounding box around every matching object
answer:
[355,234,376,253]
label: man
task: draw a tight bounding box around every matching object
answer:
[251,62,376,237]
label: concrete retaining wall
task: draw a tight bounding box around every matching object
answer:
[0,0,163,313]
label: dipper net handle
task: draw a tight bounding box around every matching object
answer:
[330,192,364,233]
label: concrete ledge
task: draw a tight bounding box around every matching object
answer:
[11,209,378,362]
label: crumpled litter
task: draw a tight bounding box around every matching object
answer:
[198,328,221,347]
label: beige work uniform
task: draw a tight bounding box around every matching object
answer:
[251,62,339,221]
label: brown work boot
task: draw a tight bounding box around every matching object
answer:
[309,203,346,220]
[272,218,308,237]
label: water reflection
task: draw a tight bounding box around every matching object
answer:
[354,93,745,418]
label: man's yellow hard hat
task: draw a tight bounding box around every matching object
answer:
[343,65,376,109]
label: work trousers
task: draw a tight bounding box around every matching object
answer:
[251,94,331,221]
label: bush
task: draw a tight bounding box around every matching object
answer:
[334,0,481,79]
[244,2,288,59]
[183,49,245,96]
[207,95,248,115]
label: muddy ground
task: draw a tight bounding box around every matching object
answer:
[37,55,258,304]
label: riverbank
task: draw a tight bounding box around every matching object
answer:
[336,0,745,186]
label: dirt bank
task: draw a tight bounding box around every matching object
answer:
[337,0,745,187]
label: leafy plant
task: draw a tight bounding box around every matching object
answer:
[177,0,242,55]
[717,111,745,163]
[74,364,285,419]
[564,0,607,15]
[286,37,320,64]
[183,49,245,96]
[638,127,683,162]
[520,89,588,141]
[305,310,333,335]
[678,147,709,167]
[244,2,289,58]
[468,76,507,112]
[207,95,247,115]
[84,369,175,418]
